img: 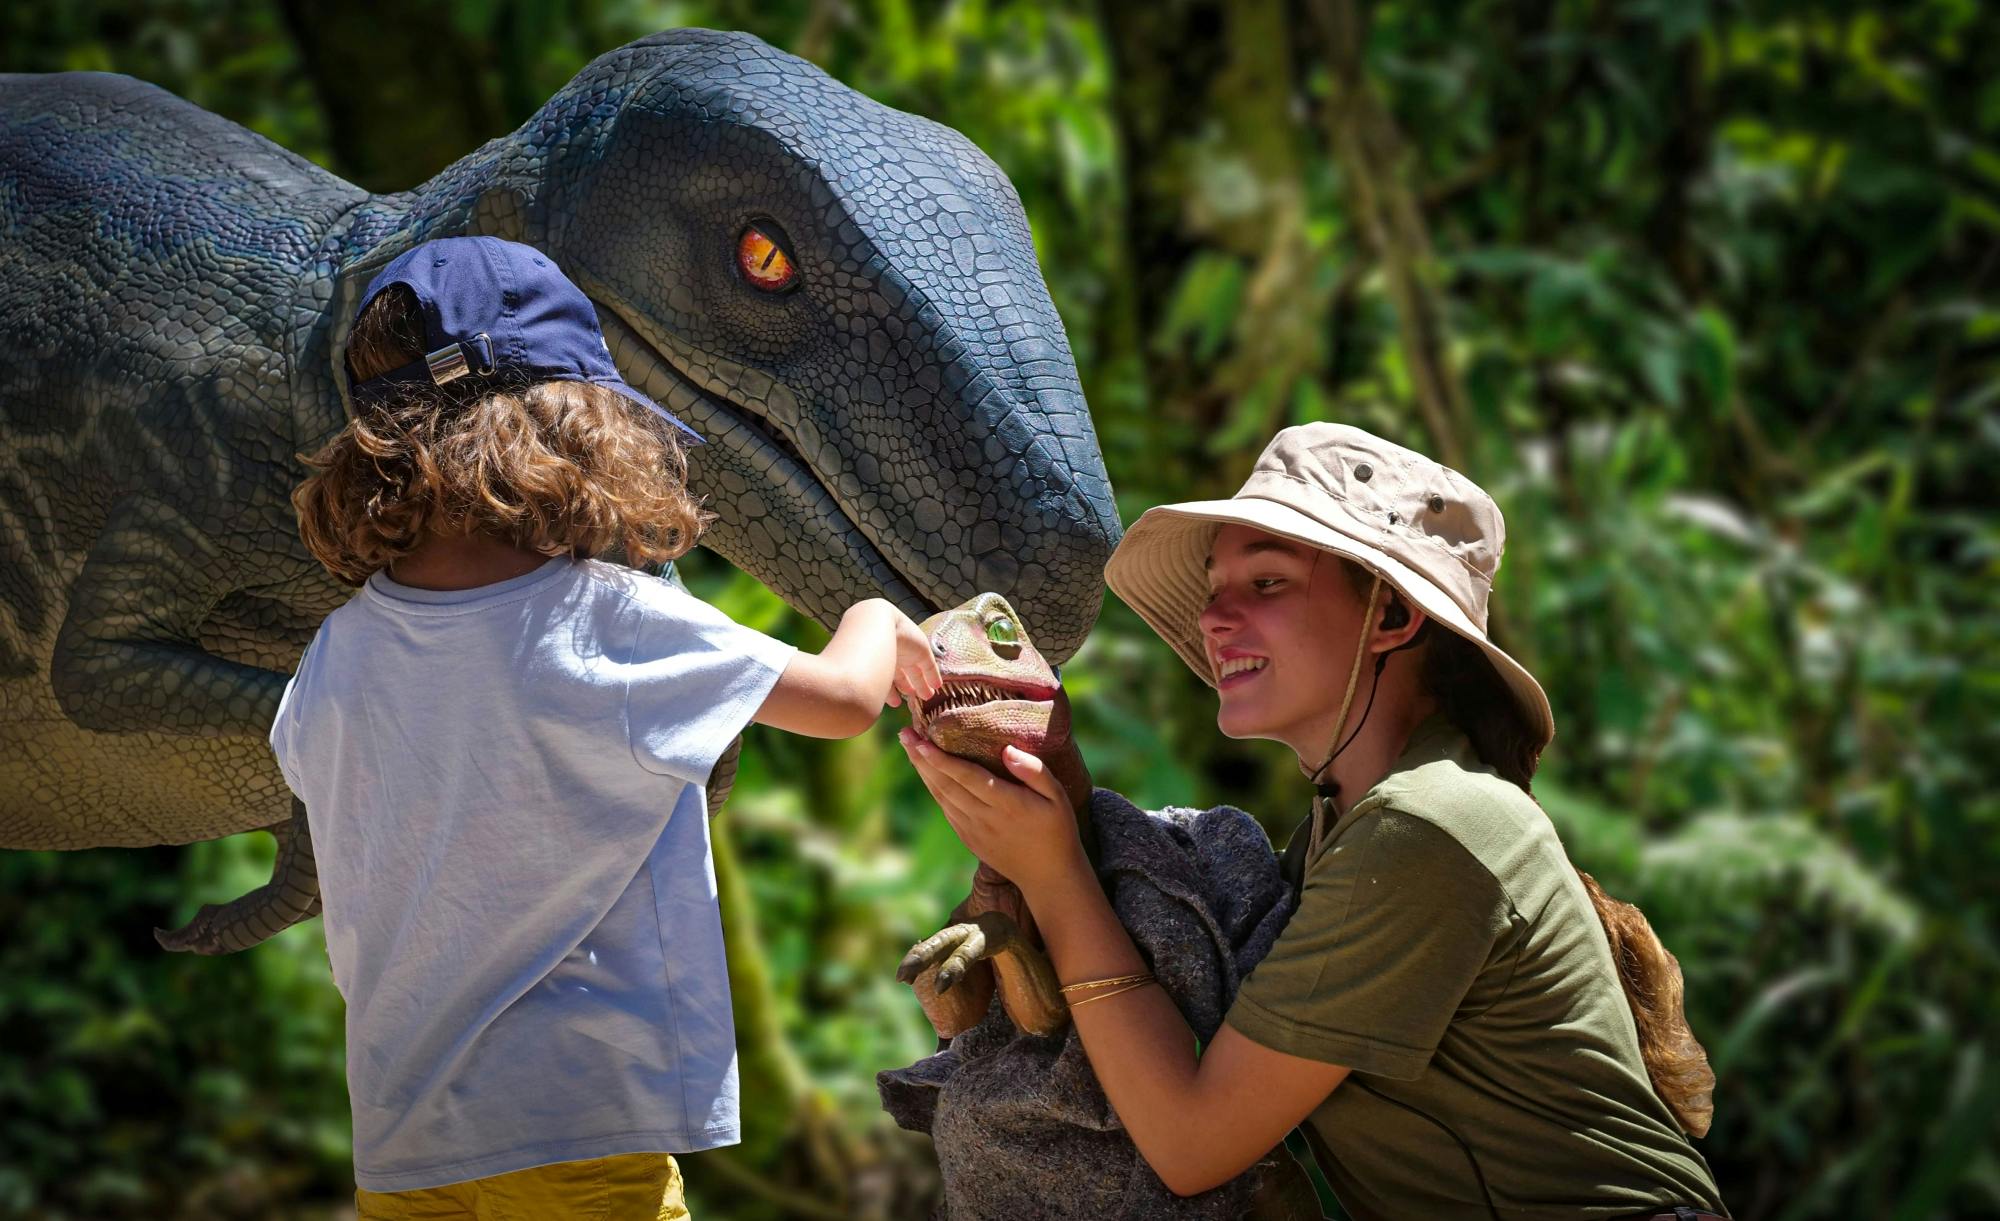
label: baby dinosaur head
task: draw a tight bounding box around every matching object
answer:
[910,593,1091,813]
[912,592,1066,758]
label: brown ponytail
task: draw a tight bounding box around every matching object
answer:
[1420,627,1716,1137]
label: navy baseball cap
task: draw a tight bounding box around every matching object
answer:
[347,236,701,444]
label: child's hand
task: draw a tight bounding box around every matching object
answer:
[884,607,941,709]
[758,600,943,740]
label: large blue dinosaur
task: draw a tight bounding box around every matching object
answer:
[0,29,1120,952]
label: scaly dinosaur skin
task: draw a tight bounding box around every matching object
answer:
[896,592,1091,1038]
[0,30,1120,951]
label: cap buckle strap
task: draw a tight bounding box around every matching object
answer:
[423,342,468,385]
[423,333,496,385]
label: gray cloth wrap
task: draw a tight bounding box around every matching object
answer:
[878,788,1296,1219]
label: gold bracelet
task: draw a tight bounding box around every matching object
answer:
[1068,979,1157,1009]
[1058,971,1154,995]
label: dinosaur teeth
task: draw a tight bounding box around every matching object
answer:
[920,680,1044,716]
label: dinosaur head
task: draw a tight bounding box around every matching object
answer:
[910,592,1091,813]
[517,30,1119,663]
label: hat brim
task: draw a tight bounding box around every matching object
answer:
[1103,495,1555,749]
[600,378,704,445]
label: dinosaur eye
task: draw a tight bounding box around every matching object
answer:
[986,617,1019,646]
[736,221,797,292]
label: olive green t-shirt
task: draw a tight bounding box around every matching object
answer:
[1225,717,1726,1220]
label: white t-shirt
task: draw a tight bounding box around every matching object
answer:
[269,556,796,1192]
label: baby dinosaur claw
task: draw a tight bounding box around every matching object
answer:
[899,921,987,991]
[900,917,999,1039]
[899,910,1067,1037]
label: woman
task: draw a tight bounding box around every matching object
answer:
[899,424,1729,1219]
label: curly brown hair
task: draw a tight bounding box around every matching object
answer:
[294,284,711,586]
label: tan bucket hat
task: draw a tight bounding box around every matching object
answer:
[1103,422,1555,749]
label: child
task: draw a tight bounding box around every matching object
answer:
[272,236,940,1219]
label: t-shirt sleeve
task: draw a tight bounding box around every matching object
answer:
[268,631,318,798]
[1225,808,1509,1079]
[625,587,798,786]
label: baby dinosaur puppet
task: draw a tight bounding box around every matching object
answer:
[884,594,1323,1220]
[896,592,1090,1038]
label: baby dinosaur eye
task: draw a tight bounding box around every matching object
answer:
[736,221,798,292]
[985,617,1019,646]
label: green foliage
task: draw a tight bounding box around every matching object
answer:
[2,0,1996,1217]
[0,842,349,1220]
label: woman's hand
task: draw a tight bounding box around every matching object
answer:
[897,729,1088,896]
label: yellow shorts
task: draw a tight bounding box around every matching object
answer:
[354,1151,689,1220]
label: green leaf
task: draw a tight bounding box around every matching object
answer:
[1689,307,1738,409]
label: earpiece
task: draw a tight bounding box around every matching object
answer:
[1381,598,1410,631]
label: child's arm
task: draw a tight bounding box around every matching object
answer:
[752,598,940,739]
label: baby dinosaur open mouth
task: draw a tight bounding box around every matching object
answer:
[912,673,1066,762]
[917,677,1058,725]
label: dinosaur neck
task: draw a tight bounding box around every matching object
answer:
[332,152,539,272]
[1044,739,1095,850]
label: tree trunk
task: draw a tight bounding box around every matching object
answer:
[274,0,508,192]
[1303,0,1469,471]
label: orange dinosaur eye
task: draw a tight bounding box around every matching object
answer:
[736,222,797,291]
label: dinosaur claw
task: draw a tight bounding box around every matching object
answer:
[897,935,945,983]
[154,921,221,955]
[151,807,324,955]
[898,921,989,993]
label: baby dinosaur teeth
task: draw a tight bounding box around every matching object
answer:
[922,680,1044,715]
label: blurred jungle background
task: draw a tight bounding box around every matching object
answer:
[3,0,1996,1217]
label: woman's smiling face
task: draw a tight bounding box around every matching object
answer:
[1198,524,1371,755]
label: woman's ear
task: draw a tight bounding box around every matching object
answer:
[1371,595,1427,653]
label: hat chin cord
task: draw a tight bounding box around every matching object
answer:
[1302,569,1425,851]
[1302,570,1381,795]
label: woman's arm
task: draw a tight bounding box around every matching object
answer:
[900,732,1350,1197]
[755,599,939,738]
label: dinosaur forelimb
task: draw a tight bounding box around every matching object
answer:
[50,494,287,737]
[898,898,993,1038]
[907,950,995,1040]
[155,798,322,954]
[898,909,1068,1038]
[704,735,742,819]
